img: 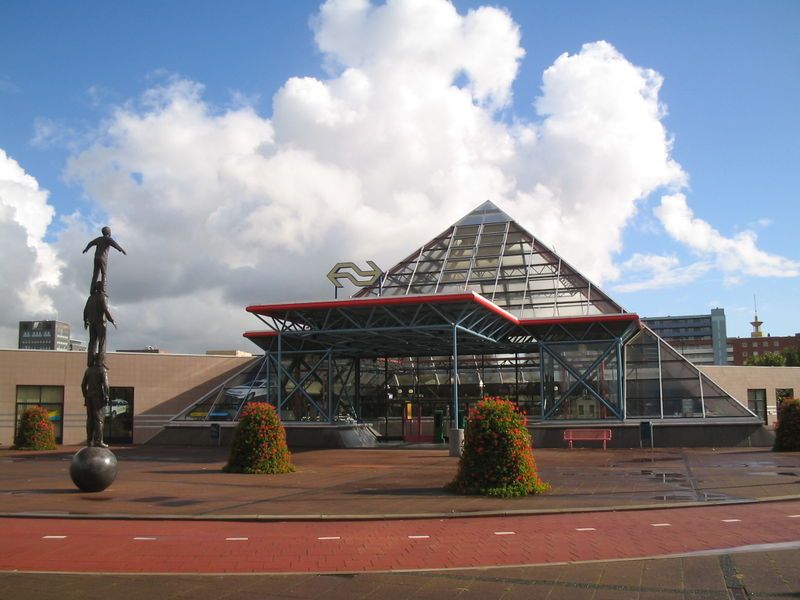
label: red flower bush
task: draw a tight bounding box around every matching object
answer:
[14,405,57,450]
[448,396,549,497]
[224,402,294,474]
[774,398,800,452]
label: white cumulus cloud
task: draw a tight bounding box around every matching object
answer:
[0,149,61,343]
[655,193,800,277]
[613,253,711,292]
[6,0,791,352]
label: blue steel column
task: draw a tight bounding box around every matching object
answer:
[266,352,271,407]
[277,331,283,412]
[539,342,547,420]
[328,350,334,423]
[452,324,459,428]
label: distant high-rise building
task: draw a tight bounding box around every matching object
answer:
[641,308,730,365]
[18,321,71,351]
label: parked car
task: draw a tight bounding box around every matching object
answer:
[224,379,268,402]
[108,399,129,416]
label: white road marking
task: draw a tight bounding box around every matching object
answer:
[651,523,672,527]
[225,537,249,541]
[42,535,66,539]
[133,537,157,540]
[494,531,516,536]
[722,519,741,523]
[408,535,430,539]
[317,536,341,540]
[575,528,596,532]
[789,515,800,518]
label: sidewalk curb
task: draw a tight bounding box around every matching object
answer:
[3,494,799,523]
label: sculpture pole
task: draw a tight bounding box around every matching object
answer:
[71,226,125,492]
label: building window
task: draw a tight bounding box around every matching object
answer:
[743,342,748,347]
[105,387,134,444]
[15,386,64,443]
[776,389,794,416]
[747,389,767,424]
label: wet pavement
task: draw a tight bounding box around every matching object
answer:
[1,445,799,518]
[2,444,800,599]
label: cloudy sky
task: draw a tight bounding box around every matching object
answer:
[1,0,798,353]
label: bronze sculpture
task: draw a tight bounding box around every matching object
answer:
[70,224,125,489]
[81,355,110,448]
[82,226,126,293]
[83,280,115,367]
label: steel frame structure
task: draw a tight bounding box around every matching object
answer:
[172,201,761,428]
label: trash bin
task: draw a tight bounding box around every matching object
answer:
[640,421,653,448]
[433,410,445,443]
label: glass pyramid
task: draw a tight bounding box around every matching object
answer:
[625,326,756,419]
[355,200,625,318]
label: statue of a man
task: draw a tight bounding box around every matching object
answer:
[84,280,115,367]
[83,226,126,293]
[81,354,110,448]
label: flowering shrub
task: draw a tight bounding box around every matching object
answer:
[448,397,549,497]
[224,402,295,474]
[14,406,56,450]
[774,398,800,452]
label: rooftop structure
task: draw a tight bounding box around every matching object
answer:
[18,320,71,351]
[175,201,760,445]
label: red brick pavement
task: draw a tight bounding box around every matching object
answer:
[2,500,799,574]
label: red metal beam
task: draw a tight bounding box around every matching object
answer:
[246,292,519,324]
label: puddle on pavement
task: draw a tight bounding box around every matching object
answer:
[618,457,680,464]
[640,470,688,483]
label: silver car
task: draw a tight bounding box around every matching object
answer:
[224,379,268,402]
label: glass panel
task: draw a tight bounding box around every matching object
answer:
[625,329,662,417]
[658,338,703,418]
[16,386,41,404]
[41,386,64,404]
[332,359,357,422]
[174,359,267,421]
[746,389,767,423]
[105,387,134,444]
[551,387,606,420]
[702,374,752,418]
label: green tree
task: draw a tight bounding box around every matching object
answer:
[448,396,549,497]
[224,402,294,474]
[14,406,57,450]
[745,351,786,367]
[782,346,800,366]
[774,398,800,451]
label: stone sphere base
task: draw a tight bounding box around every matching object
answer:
[70,446,118,492]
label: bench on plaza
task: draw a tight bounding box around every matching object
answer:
[563,428,612,449]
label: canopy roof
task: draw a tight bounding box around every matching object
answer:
[245,292,639,358]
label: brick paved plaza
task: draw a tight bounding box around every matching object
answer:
[1,445,799,599]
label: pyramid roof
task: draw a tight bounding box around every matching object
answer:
[355,200,626,318]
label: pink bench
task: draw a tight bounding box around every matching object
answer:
[564,428,612,449]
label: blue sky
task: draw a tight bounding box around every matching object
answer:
[0,0,798,351]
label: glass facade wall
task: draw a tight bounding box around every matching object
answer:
[105,387,134,444]
[625,327,756,420]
